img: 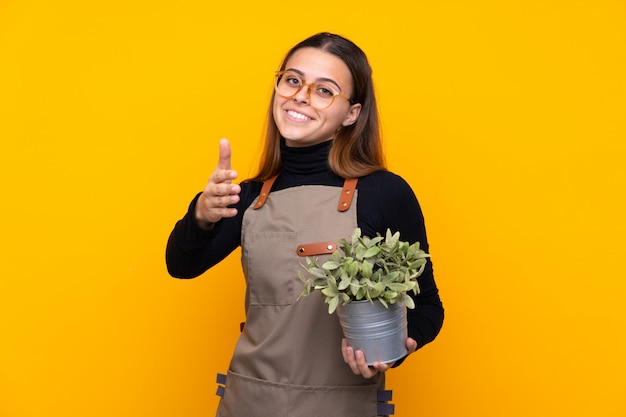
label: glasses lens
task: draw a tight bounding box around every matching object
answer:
[275,71,337,110]
[309,82,336,109]
[275,72,301,98]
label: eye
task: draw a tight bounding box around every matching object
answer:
[314,83,336,97]
[283,73,302,88]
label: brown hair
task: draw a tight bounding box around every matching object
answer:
[250,32,386,181]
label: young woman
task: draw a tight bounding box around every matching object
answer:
[166,32,444,417]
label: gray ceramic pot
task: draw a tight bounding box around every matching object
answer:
[337,300,408,365]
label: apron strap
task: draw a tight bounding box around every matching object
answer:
[253,175,278,209]
[254,176,358,212]
[338,178,358,212]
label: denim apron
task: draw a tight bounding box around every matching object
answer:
[215,178,393,417]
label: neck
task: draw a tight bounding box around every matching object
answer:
[280,139,332,175]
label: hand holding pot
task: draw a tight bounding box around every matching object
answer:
[342,337,418,378]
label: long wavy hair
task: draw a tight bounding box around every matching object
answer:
[249,32,386,181]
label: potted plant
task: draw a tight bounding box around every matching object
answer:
[297,227,430,364]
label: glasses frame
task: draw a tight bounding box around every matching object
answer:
[274,70,353,110]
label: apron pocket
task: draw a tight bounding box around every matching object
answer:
[242,231,298,306]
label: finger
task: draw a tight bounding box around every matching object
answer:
[211,139,238,185]
[213,206,238,219]
[371,361,391,373]
[203,188,240,210]
[341,339,350,363]
[210,170,238,186]
[355,350,377,378]
[210,182,241,197]
[342,339,360,375]
[406,337,418,354]
[217,138,232,171]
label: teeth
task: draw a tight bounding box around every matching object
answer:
[287,110,311,121]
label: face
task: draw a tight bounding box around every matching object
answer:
[273,47,362,147]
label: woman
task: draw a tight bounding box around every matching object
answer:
[166,32,444,417]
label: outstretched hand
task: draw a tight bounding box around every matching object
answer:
[194,138,241,229]
[341,337,418,379]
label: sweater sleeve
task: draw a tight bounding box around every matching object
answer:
[357,172,444,357]
[165,181,261,279]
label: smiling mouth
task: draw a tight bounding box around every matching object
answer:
[286,110,313,121]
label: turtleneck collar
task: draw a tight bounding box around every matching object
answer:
[280,139,332,176]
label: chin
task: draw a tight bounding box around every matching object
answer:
[279,128,310,143]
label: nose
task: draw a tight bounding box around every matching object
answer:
[292,83,310,104]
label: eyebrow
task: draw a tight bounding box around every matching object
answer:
[285,68,343,92]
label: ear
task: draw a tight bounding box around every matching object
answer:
[342,103,362,127]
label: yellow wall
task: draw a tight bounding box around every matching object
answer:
[1,1,625,416]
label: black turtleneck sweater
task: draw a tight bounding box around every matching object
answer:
[166,140,444,351]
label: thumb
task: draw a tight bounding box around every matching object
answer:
[217,138,232,171]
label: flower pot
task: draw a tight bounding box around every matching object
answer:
[336,300,408,365]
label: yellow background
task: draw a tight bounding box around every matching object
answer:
[1,0,625,416]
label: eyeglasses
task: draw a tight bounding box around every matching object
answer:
[274,70,353,110]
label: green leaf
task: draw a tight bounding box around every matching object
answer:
[328,296,339,314]
[346,260,359,277]
[349,280,361,296]
[362,246,381,259]
[385,229,400,245]
[321,287,338,297]
[322,260,340,271]
[367,281,385,299]
[355,244,366,261]
[338,276,351,290]
[359,261,373,278]
[354,288,365,300]
[385,271,402,283]
[401,293,415,309]
[383,290,399,300]
[387,282,409,292]
[308,267,327,279]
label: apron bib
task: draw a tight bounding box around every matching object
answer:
[216,180,391,417]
